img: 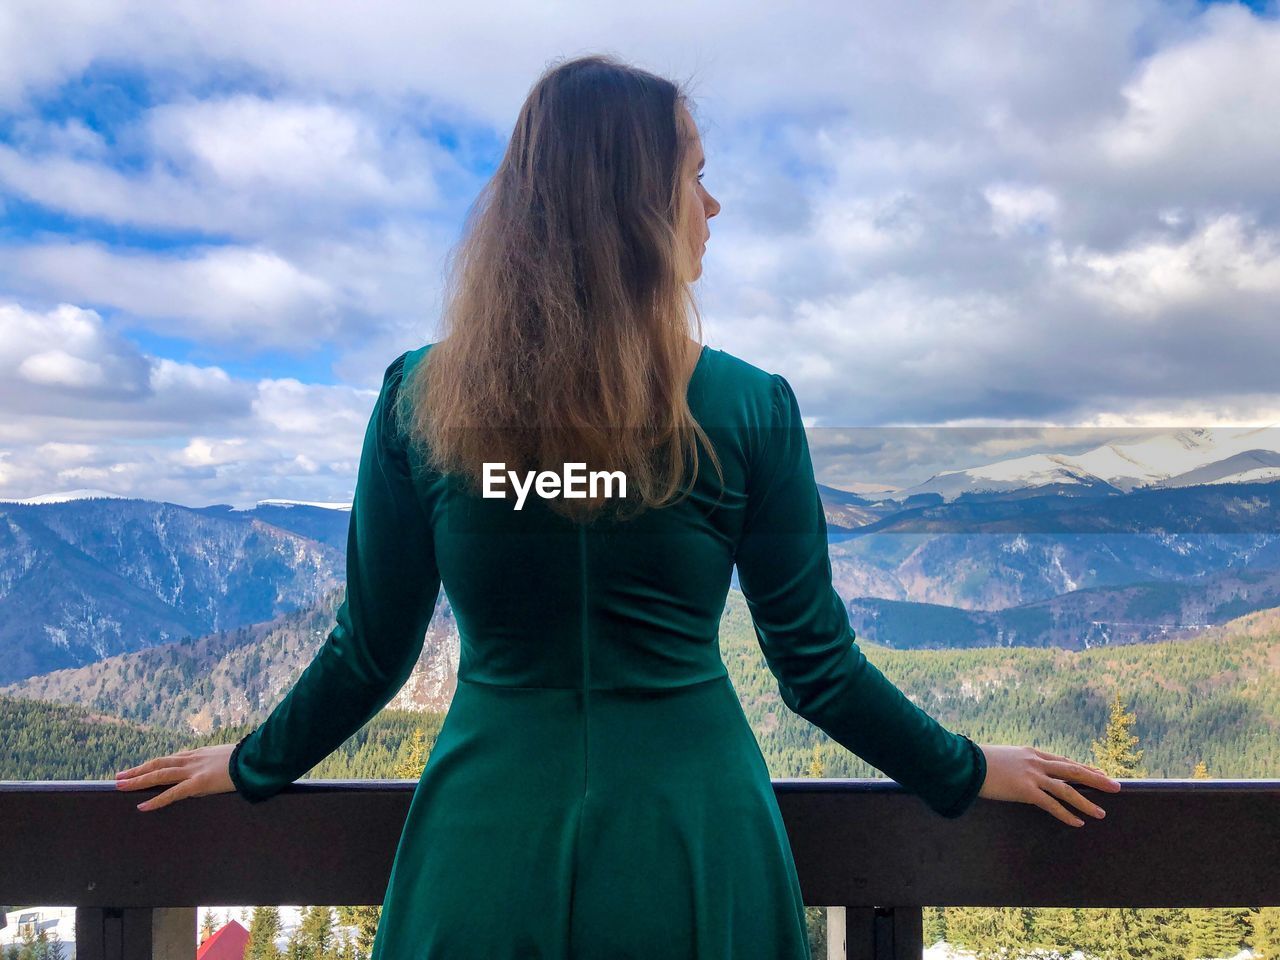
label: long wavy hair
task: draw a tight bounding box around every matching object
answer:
[396,53,723,524]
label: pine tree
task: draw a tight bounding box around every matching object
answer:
[1186,906,1247,959]
[296,905,335,960]
[15,920,36,958]
[944,905,1031,960]
[336,927,360,960]
[397,728,429,778]
[1081,903,1167,960]
[1025,906,1081,957]
[339,904,380,957]
[1090,690,1147,777]
[200,909,218,944]
[1192,760,1209,778]
[1223,906,1253,957]
[1148,906,1192,959]
[807,742,825,778]
[245,905,283,960]
[21,924,68,960]
[1253,906,1280,960]
[42,926,67,960]
[923,905,947,949]
[803,906,826,960]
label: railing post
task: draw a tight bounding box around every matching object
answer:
[843,906,922,960]
[847,906,874,960]
[826,906,847,959]
[152,907,197,960]
[73,907,103,960]
[881,906,922,960]
[74,907,195,960]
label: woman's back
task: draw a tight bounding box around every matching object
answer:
[419,340,764,690]
[229,339,985,960]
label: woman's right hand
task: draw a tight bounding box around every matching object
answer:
[976,744,1122,827]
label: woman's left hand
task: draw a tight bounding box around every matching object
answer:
[115,743,237,811]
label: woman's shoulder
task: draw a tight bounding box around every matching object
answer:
[700,345,791,425]
[397,341,436,383]
[706,345,780,386]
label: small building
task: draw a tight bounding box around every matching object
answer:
[196,919,249,960]
[0,905,77,959]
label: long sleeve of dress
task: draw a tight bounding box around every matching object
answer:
[228,351,441,803]
[733,374,986,819]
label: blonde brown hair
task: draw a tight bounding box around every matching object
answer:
[397,53,723,523]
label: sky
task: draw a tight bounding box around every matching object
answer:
[1,0,1278,506]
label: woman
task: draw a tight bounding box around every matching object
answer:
[115,53,1121,959]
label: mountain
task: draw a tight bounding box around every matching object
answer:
[0,586,458,732]
[828,526,1280,613]
[843,563,1280,651]
[1156,449,1280,489]
[10,595,1280,785]
[846,477,1280,536]
[252,498,353,510]
[196,501,352,550]
[0,487,130,504]
[808,479,1280,612]
[0,489,869,690]
[888,424,1280,502]
[815,483,882,530]
[0,499,346,686]
[7,479,1280,692]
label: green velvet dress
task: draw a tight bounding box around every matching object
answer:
[228,341,986,959]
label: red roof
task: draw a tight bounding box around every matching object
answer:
[196,919,250,960]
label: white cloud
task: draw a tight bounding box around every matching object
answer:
[0,94,458,239]
[0,300,380,505]
[4,242,339,348]
[0,221,452,357]
[0,0,1278,498]
[18,350,110,389]
[0,301,152,406]
[983,183,1060,237]
[179,437,248,468]
[148,95,440,202]
[1096,7,1280,183]
[1051,213,1280,315]
[35,441,100,465]
[813,191,927,258]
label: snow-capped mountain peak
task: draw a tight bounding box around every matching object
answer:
[0,487,130,504]
[891,423,1280,502]
[255,498,353,511]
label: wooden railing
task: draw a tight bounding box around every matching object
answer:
[3,777,1279,959]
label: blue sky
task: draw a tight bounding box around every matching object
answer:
[1,0,1278,506]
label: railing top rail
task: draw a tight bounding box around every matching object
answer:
[4,778,1278,908]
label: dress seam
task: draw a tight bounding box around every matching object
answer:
[579,524,590,774]
[567,523,591,954]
